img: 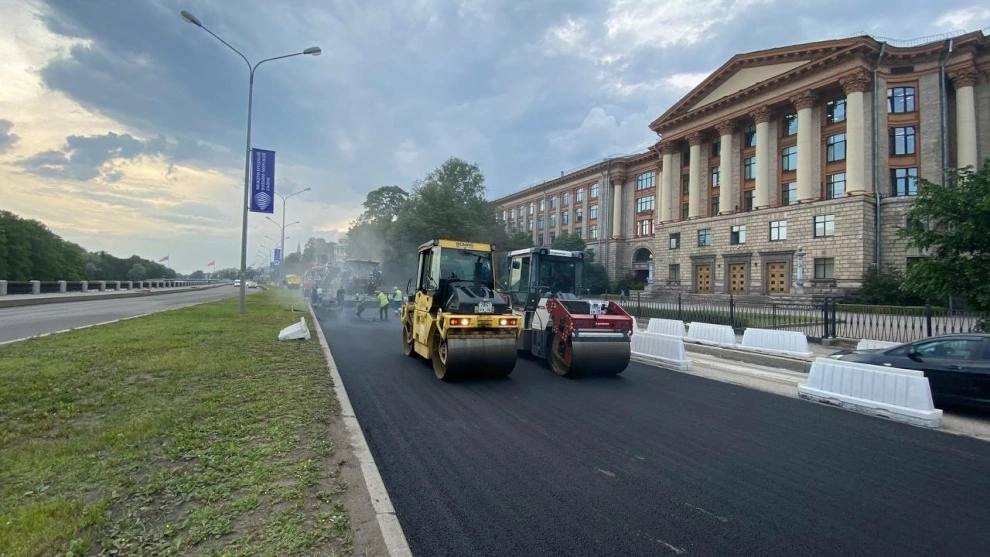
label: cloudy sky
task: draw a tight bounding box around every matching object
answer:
[1,0,987,272]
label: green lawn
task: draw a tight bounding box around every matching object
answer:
[0,291,352,556]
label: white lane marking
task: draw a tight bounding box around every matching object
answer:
[308,304,412,557]
[596,468,616,478]
[655,538,688,555]
[684,502,729,523]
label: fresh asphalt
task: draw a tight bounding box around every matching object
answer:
[317,312,990,557]
[0,286,240,343]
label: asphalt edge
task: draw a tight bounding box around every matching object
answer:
[308,303,413,557]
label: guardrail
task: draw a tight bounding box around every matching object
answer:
[0,279,220,296]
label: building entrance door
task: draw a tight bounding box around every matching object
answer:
[766,262,788,294]
[695,264,712,293]
[729,263,747,294]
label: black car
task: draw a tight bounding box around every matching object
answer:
[831,334,990,409]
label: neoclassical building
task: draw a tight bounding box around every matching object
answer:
[495,32,989,297]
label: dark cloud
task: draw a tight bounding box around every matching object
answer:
[0,119,18,152]
[18,132,160,181]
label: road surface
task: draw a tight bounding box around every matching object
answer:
[317,312,990,557]
[0,286,240,343]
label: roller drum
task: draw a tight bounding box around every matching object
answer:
[551,332,630,377]
[435,333,518,380]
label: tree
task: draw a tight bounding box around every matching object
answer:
[900,161,990,310]
[189,270,205,280]
[850,268,924,306]
[551,231,586,252]
[359,186,408,225]
[127,263,147,282]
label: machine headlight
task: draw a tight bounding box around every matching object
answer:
[498,318,518,326]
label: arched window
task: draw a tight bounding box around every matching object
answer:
[632,248,653,264]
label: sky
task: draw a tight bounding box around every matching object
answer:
[0,0,987,273]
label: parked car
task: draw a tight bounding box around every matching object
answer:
[831,334,990,408]
[233,279,241,287]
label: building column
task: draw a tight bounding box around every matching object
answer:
[716,121,735,214]
[611,176,624,238]
[659,144,676,222]
[841,71,870,194]
[951,68,979,169]
[687,132,704,218]
[751,106,771,208]
[792,91,818,202]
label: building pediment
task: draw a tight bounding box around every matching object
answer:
[651,37,880,133]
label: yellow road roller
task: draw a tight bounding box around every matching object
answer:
[401,239,522,380]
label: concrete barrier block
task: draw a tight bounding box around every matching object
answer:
[114,281,121,290]
[81,281,88,292]
[58,280,67,293]
[0,280,7,296]
[856,339,900,351]
[646,318,686,337]
[686,322,736,347]
[98,281,106,292]
[741,328,813,357]
[31,280,41,295]
[631,331,689,371]
[798,358,942,428]
[127,281,133,290]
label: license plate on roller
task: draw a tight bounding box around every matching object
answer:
[476,301,494,313]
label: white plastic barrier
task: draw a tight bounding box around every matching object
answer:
[631,331,689,371]
[741,328,813,358]
[278,317,311,341]
[646,318,686,337]
[798,357,942,428]
[686,322,736,347]
[856,339,900,351]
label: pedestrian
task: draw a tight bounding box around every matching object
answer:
[355,293,366,319]
[392,286,403,316]
[336,287,345,306]
[377,290,390,321]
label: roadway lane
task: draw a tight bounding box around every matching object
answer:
[317,312,990,557]
[0,286,241,343]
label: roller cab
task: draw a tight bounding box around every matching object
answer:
[401,239,521,381]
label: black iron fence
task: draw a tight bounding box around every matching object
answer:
[613,293,987,343]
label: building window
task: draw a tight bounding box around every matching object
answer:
[669,233,681,250]
[826,98,846,124]
[814,258,835,279]
[711,197,720,215]
[538,235,544,247]
[562,192,570,206]
[528,202,534,215]
[576,227,583,239]
[636,171,656,190]
[889,126,916,155]
[681,175,690,195]
[527,220,533,231]
[539,199,545,212]
[589,225,599,239]
[730,224,747,245]
[781,182,797,206]
[637,219,653,236]
[826,133,846,162]
[711,167,720,189]
[783,113,798,136]
[549,196,556,210]
[636,195,655,212]
[562,211,569,225]
[698,228,712,247]
[590,183,600,199]
[549,213,556,228]
[575,208,583,223]
[743,190,754,211]
[712,136,721,157]
[744,156,756,180]
[888,86,916,113]
[781,145,798,171]
[549,231,556,244]
[826,172,846,199]
[770,220,787,241]
[669,264,681,282]
[537,217,544,230]
[891,167,919,196]
[576,188,585,203]
[814,214,835,238]
[510,208,517,219]
[681,203,689,219]
[744,125,757,147]
[906,214,929,232]
[501,210,507,222]
[589,204,599,220]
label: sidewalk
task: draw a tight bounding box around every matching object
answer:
[0,284,229,308]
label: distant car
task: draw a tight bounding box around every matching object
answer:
[831,334,990,408]
[247,281,258,289]
[233,279,241,287]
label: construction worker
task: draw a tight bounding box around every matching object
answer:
[376,290,389,321]
[355,292,366,319]
[392,286,403,316]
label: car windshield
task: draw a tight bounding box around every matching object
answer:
[439,249,493,287]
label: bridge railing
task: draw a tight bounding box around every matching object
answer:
[0,279,222,296]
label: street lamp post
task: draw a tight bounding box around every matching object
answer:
[180,10,320,314]
[273,187,309,283]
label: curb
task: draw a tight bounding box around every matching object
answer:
[682,341,813,373]
[0,284,228,308]
[308,304,412,557]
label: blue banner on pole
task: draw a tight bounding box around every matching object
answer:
[249,148,275,213]
[273,248,282,264]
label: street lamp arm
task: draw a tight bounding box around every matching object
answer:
[253,51,307,73]
[195,22,252,72]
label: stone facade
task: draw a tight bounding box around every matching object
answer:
[496,33,990,298]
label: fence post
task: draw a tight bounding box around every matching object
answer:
[31,280,41,295]
[729,293,735,329]
[830,300,837,338]
[58,280,67,293]
[677,292,683,321]
[98,281,106,292]
[772,303,777,329]
[637,291,641,317]
[925,303,933,337]
[81,281,88,293]
[0,280,7,296]
[822,298,829,339]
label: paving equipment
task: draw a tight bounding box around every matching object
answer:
[506,247,633,377]
[401,239,521,380]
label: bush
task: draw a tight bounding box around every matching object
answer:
[614,272,646,294]
[849,267,926,306]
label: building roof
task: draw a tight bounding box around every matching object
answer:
[494,150,656,204]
